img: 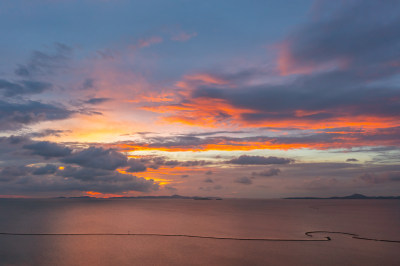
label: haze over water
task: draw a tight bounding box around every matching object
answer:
[0,198,399,265]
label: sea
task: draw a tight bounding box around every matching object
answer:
[0,198,399,266]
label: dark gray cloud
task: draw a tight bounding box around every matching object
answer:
[15,43,73,77]
[32,164,58,175]
[188,79,400,125]
[0,173,158,194]
[205,170,213,175]
[28,129,70,138]
[0,136,34,165]
[153,1,400,133]
[81,78,95,90]
[158,158,212,167]
[0,133,399,196]
[0,100,73,130]
[84,97,112,105]
[0,166,30,182]
[62,147,127,170]
[228,155,293,165]
[282,0,400,78]
[57,165,134,182]
[0,79,52,97]
[0,137,158,194]
[203,178,213,183]
[180,160,211,167]
[234,176,252,185]
[57,165,108,181]
[163,160,180,166]
[139,155,212,169]
[252,168,281,177]
[357,172,400,185]
[4,160,187,191]
[126,158,147,173]
[1,164,58,181]
[24,141,72,158]
[346,158,359,162]
[0,137,159,195]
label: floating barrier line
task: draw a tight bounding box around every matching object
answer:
[0,231,399,243]
[0,232,328,241]
[305,231,400,243]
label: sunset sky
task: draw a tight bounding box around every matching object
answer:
[1,0,399,198]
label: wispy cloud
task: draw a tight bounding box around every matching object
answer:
[171,31,197,42]
[136,36,163,48]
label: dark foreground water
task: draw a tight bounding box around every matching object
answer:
[0,198,399,266]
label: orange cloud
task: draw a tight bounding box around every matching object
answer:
[142,91,400,132]
[143,97,256,128]
[144,72,400,131]
[175,73,231,92]
[240,115,400,130]
[117,169,173,186]
[85,191,127,198]
[127,91,176,103]
[113,124,400,152]
[184,74,229,85]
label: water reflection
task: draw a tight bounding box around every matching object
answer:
[0,199,399,265]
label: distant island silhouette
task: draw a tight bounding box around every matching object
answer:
[284,193,400,199]
[47,193,400,200]
[55,195,223,200]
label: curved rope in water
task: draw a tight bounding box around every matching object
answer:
[305,231,400,243]
[0,231,399,243]
[0,232,328,242]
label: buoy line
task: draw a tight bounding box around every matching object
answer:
[0,231,399,243]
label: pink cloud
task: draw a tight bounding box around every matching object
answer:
[171,32,197,42]
[277,41,349,76]
[137,36,163,48]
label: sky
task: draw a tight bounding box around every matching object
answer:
[1,0,400,198]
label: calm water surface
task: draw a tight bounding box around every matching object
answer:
[0,199,399,265]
